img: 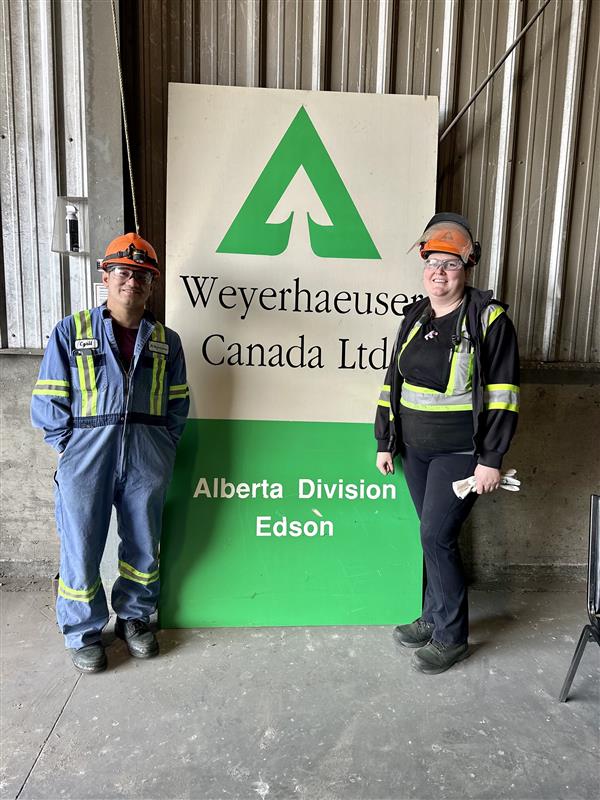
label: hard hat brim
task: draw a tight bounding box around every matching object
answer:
[420,239,467,259]
[408,220,475,263]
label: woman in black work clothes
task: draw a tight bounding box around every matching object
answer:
[375,213,520,674]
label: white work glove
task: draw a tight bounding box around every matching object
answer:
[453,468,521,500]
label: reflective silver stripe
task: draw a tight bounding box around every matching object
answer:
[378,385,391,406]
[484,383,520,412]
[401,382,473,411]
[446,349,472,394]
[480,304,505,339]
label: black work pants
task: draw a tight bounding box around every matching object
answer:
[402,447,479,645]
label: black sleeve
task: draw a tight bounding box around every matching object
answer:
[374,356,397,452]
[374,316,409,453]
[477,313,520,469]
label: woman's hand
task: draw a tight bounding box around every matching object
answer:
[376,452,394,475]
[474,464,501,494]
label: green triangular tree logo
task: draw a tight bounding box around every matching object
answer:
[217,106,381,259]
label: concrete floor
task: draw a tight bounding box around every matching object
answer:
[1,582,598,800]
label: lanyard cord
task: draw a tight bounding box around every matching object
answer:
[110,0,139,235]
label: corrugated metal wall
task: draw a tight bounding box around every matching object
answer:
[0,0,92,349]
[0,0,123,351]
[123,0,599,363]
[1,0,597,360]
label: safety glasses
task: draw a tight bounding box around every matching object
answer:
[423,258,464,272]
[108,266,154,285]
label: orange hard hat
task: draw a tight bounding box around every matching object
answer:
[100,233,160,275]
[410,213,481,265]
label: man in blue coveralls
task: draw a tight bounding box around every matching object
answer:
[32,232,190,673]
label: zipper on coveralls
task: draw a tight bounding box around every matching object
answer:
[118,361,134,480]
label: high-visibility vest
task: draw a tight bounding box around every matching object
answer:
[377,304,519,416]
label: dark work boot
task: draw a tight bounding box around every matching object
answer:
[70,643,107,674]
[393,617,435,649]
[115,618,159,659]
[412,639,469,674]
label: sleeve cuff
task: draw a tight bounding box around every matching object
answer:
[377,439,391,453]
[478,451,503,469]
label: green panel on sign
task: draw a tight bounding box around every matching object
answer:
[159,419,422,628]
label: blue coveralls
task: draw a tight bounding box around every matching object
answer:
[31,305,190,649]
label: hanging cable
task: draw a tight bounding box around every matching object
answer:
[111,0,139,234]
[440,0,553,143]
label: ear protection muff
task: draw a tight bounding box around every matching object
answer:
[423,212,481,265]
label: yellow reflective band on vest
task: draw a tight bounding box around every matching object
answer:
[74,310,98,416]
[377,384,391,407]
[32,378,70,398]
[118,559,159,586]
[58,575,101,603]
[399,322,421,357]
[168,383,189,401]
[484,383,520,413]
[400,316,473,412]
[399,303,507,414]
[149,323,167,416]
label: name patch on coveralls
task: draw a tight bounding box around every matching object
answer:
[149,341,170,356]
[74,338,99,351]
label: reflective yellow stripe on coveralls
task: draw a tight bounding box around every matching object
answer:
[58,575,101,603]
[74,310,98,416]
[32,379,70,397]
[168,383,189,401]
[149,322,167,416]
[118,560,160,586]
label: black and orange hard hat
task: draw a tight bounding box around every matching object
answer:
[411,213,481,265]
[100,233,160,276]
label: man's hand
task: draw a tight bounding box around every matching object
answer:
[376,452,394,475]
[474,464,501,494]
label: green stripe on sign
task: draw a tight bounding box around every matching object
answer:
[159,419,422,628]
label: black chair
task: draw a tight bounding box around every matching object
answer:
[559,494,600,702]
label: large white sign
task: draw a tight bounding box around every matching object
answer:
[166,84,437,423]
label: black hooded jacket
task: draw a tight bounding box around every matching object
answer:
[375,286,520,469]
